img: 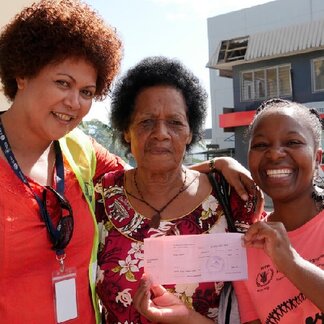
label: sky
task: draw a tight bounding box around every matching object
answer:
[85,0,275,127]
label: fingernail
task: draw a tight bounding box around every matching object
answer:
[241,193,248,201]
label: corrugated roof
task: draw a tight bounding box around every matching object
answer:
[246,19,324,60]
[207,19,324,70]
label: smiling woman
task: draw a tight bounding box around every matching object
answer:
[0,1,126,323]
[234,98,324,323]
[247,103,321,205]
[14,58,97,142]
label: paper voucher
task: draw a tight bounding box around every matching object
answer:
[144,233,247,284]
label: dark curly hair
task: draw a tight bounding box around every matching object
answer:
[110,56,208,152]
[0,0,122,101]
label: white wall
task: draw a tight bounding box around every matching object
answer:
[0,0,33,111]
[207,0,324,149]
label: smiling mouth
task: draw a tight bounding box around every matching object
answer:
[52,112,75,122]
[266,169,293,178]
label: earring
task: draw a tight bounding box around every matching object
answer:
[313,165,324,188]
[312,165,324,211]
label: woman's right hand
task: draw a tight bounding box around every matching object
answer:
[133,274,214,324]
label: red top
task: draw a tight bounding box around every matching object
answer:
[0,138,124,324]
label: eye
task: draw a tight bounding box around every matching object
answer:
[80,89,95,99]
[286,139,303,147]
[139,119,155,128]
[56,80,69,88]
[167,119,185,126]
[142,119,153,125]
[250,142,268,150]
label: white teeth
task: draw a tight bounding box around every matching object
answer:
[53,112,74,121]
[266,169,292,178]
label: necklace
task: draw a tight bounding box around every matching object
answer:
[126,168,195,229]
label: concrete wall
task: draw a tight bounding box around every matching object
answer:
[0,1,33,111]
[207,0,324,150]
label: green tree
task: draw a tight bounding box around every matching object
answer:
[78,119,133,165]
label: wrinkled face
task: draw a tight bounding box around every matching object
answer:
[248,109,322,202]
[16,57,97,141]
[124,85,192,171]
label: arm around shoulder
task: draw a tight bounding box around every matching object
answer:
[90,137,126,180]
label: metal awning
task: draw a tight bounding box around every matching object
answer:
[207,19,324,71]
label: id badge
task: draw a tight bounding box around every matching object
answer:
[52,268,78,323]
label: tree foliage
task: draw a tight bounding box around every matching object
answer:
[78,119,132,164]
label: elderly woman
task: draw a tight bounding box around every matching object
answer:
[95,56,260,323]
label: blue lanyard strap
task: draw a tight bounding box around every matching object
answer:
[0,118,71,255]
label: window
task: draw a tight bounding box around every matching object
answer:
[241,65,292,101]
[312,57,324,92]
[218,36,249,64]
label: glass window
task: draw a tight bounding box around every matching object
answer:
[254,70,265,99]
[241,64,291,101]
[242,72,253,100]
[313,58,324,92]
[278,65,291,96]
[266,68,277,98]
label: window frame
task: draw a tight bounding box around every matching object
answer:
[240,64,292,102]
[311,57,324,93]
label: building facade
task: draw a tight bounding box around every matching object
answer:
[207,0,324,166]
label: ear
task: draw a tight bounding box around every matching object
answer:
[316,148,323,165]
[16,77,26,90]
[186,132,193,145]
[124,131,130,143]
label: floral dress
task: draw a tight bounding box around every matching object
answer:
[95,170,257,324]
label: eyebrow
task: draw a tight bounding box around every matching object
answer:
[252,130,303,138]
[57,73,96,89]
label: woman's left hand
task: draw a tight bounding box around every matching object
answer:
[242,221,295,274]
[243,221,324,311]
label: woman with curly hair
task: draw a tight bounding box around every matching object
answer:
[95,56,261,323]
[0,1,125,323]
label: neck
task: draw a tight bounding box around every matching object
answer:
[0,110,56,186]
[135,166,185,196]
[270,193,319,231]
[1,109,52,155]
[125,166,195,229]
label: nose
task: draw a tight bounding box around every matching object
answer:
[152,119,170,140]
[64,90,81,110]
[265,145,287,160]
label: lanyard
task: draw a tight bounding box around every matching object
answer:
[0,118,68,257]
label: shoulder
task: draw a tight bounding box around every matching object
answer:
[99,169,125,187]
